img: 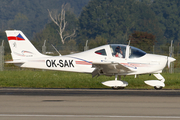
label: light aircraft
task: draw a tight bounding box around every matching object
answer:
[5,30,176,90]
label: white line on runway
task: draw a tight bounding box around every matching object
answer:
[0,114,180,119]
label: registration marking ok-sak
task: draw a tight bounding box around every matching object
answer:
[46,59,74,67]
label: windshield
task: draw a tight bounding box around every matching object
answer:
[129,46,146,58]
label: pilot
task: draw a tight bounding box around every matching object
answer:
[115,46,123,58]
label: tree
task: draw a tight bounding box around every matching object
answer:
[32,10,78,51]
[77,0,163,46]
[151,0,180,43]
[129,31,156,52]
[7,13,29,32]
[88,36,107,49]
[0,0,90,39]
[48,3,76,44]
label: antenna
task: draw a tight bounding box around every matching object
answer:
[51,44,61,56]
[84,40,89,51]
[128,40,131,46]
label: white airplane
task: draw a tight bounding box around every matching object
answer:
[5,30,176,90]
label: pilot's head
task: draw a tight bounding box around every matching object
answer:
[115,46,120,52]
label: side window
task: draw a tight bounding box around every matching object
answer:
[95,49,107,56]
[110,45,126,58]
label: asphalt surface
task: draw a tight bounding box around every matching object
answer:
[0,88,180,120]
[0,88,180,96]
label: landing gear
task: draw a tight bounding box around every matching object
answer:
[112,86,125,90]
[144,73,165,90]
[154,86,163,90]
[102,74,128,90]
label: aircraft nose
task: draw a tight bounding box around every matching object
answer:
[168,57,176,62]
[167,57,176,68]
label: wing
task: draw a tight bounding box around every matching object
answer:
[92,61,137,77]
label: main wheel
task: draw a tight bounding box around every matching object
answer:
[154,86,163,90]
[112,86,125,90]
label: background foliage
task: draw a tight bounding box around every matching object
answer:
[0,0,90,39]
[1,0,180,52]
[77,0,163,46]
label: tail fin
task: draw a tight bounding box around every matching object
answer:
[5,30,44,60]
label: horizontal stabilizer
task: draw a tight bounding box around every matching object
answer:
[5,60,25,64]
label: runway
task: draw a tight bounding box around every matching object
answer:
[0,88,180,120]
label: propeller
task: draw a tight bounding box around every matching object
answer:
[167,57,176,68]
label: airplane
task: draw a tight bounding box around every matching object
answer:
[5,30,176,90]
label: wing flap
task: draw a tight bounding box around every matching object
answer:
[92,61,137,75]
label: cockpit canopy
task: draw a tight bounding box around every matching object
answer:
[94,44,146,59]
[110,44,146,59]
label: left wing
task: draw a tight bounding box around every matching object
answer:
[92,61,136,77]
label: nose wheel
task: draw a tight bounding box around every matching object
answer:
[144,73,165,90]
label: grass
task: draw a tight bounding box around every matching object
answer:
[0,69,180,89]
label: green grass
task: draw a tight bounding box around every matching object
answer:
[0,69,180,89]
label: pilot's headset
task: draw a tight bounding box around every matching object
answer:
[115,46,120,53]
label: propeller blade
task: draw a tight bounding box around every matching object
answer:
[167,57,176,68]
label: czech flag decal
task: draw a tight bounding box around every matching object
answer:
[8,34,25,41]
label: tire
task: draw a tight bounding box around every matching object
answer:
[112,87,125,90]
[154,86,163,90]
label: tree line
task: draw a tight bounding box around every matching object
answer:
[32,0,180,52]
[0,0,90,39]
[1,0,180,53]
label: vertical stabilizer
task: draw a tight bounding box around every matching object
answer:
[5,30,44,60]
